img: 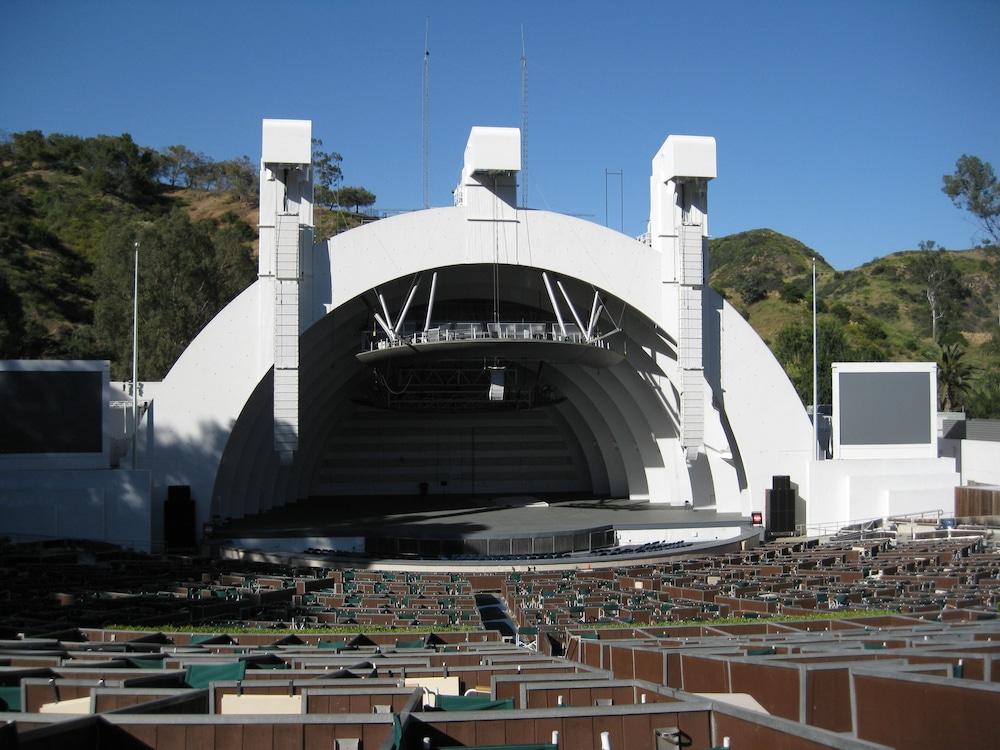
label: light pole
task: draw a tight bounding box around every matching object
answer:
[812,258,819,460]
[132,240,139,469]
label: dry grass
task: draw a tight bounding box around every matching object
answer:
[168,188,260,256]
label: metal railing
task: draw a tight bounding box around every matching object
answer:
[365,321,614,353]
[794,508,945,540]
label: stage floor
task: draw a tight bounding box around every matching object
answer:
[216,495,746,541]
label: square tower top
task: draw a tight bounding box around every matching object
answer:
[463,126,521,176]
[654,135,716,181]
[262,119,312,165]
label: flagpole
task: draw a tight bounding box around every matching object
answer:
[132,240,139,469]
[812,258,819,460]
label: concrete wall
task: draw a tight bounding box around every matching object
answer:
[807,457,958,530]
[0,469,152,551]
[717,292,813,520]
[960,439,1000,486]
[148,284,266,531]
[616,526,744,545]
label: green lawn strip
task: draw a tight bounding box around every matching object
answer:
[577,609,901,630]
[102,609,903,637]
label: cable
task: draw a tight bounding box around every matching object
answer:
[492,175,500,325]
[374,368,415,396]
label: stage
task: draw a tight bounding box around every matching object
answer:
[213,495,753,564]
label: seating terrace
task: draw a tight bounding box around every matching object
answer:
[1,534,998,749]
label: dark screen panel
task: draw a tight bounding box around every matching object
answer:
[839,371,931,445]
[0,371,103,453]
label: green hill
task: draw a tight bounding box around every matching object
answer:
[710,228,999,356]
[0,131,367,378]
[710,228,833,289]
[709,228,1000,414]
[1,131,998,416]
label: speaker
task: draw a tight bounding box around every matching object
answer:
[167,484,191,503]
[164,485,195,548]
[767,488,795,534]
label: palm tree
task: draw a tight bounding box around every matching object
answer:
[937,343,975,412]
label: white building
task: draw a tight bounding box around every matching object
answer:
[0,120,960,550]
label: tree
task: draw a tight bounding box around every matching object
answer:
[214,157,257,204]
[773,318,853,406]
[158,144,199,187]
[942,155,1000,247]
[312,138,343,209]
[906,241,966,343]
[779,281,805,304]
[0,270,26,357]
[211,212,258,294]
[82,134,161,204]
[7,130,47,167]
[335,186,376,213]
[93,210,255,379]
[159,147,257,203]
[312,139,343,188]
[965,366,1000,418]
[937,343,974,412]
[734,269,768,306]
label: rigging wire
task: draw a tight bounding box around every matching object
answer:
[374,367,416,396]
[492,174,500,326]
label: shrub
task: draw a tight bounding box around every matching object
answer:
[779,282,805,304]
[734,270,768,306]
[829,303,851,322]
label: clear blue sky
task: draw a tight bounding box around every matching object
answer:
[2,1,997,269]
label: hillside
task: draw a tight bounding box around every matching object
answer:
[710,228,999,355]
[0,131,367,377]
[710,228,834,291]
[170,188,368,258]
[709,228,1000,413]
[2,131,998,416]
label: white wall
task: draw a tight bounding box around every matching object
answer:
[0,470,152,551]
[717,292,813,519]
[150,284,267,532]
[152,201,816,535]
[961,440,1000,486]
[616,526,743,545]
[807,457,958,530]
[229,536,364,554]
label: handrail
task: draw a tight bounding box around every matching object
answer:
[364,321,613,353]
[794,508,945,539]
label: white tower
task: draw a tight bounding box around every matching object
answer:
[258,119,314,464]
[650,136,716,463]
[455,127,521,262]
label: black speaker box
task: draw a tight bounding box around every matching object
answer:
[772,475,791,491]
[167,484,191,503]
[164,485,195,548]
[766,488,796,533]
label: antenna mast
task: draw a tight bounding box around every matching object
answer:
[520,25,528,208]
[422,19,430,209]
